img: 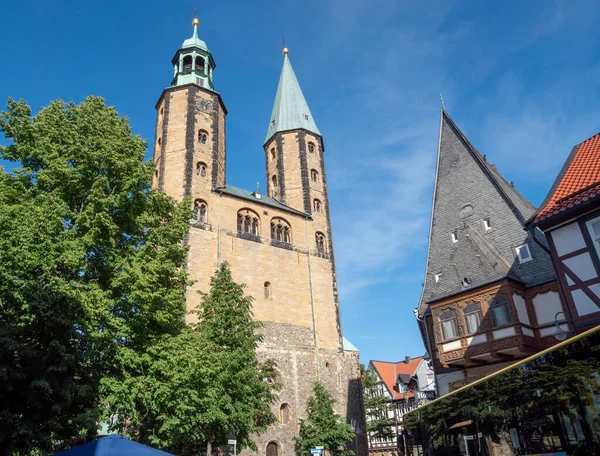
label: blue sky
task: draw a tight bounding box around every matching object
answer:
[2,0,600,364]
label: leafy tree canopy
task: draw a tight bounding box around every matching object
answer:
[104,262,279,456]
[295,382,356,456]
[0,96,190,454]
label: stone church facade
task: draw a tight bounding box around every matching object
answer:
[152,19,366,456]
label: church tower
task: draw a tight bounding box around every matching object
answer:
[153,19,366,456]
[153,16,226,200]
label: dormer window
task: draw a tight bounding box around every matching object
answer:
[451,231,458,243]
[462,277,472,287]
[516,244,532,263]
[434,273,442,284]
[270,119,276,127]
[304,114,309,121]
[483,218,492,231]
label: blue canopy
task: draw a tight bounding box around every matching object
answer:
[53,435,173,456]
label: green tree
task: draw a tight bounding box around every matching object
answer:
[195,262,279,455]
[295,382,356,456]
[360,365,394,443]
[0,97,190,455]
[104,262,279,456]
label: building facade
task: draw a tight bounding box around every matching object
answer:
[415,110,567,396]
[152,19,366,456]
[526,132,600,334]
[365,358,434,456]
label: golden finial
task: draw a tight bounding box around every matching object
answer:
[192,8,199,27]
[282,35,288,55]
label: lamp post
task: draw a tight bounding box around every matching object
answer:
[553,311,569,341]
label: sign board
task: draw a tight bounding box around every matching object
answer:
[315,447,324,450]
[310,449,322,455]
[228,440,237,445]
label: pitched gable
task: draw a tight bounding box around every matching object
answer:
[417,110,555,314]
[370,358,423,400]
[529,132,600,226]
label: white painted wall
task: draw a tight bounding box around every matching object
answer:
[563,253,598,282]
[571,288,600,316]
[551,222,586,257]
[436,362,515,397]
[441,340,462,352]
[532,291,563,325]
[512,293,530,325]
[492,326,516,340]
[466,334,487,346]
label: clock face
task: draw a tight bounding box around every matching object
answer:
[197,98,213,113]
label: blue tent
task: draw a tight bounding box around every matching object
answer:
[52,435,174,456]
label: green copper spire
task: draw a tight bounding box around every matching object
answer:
[265,49,321,144]
[170,16,216,90]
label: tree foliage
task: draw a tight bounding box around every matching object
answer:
[360,364,394,442]
[0,96,190,454]
[295,382,356,456]
[104,262,279,455]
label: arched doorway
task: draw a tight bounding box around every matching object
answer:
[266,441,280,456]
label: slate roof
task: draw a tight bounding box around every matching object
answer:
[264,53,321,144]
[417,110,556,315]
[528,132,600,226]
[215,185,309,217]
[369,358,423,400]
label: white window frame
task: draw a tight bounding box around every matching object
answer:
[483,218,492,231]
[451,231,458,243]
[585,216,600,261]
[516,243,532,264]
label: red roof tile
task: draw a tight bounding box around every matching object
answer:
[370,358,423,400]
[532,132,600,225]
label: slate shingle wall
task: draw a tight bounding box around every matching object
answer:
[419,113,556,312]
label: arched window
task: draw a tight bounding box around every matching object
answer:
[308,141,315,153]
[266,442,280,456]
[279,404,290,424]
[160,107,164,116]
[315,232,326,254]
[489,295,511,327]
[157,137,161,146]
[193,199,208,223]
[195,56,205,72]
[439,310,458,340]
[196,161,207,177]
[463,303,482,334]
[198,129,208,144]
[313,199,322,213]
[264,281,272,299]
[270,148,276,160]
[237,209,260,236]
[310,169,319,183]
[182,55,192,71]
[271,218,291,244]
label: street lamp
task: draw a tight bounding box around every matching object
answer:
[554,311,569,341]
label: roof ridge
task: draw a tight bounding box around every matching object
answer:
[441,110,535,223]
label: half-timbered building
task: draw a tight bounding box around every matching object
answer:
[416,109,567,396]
[526,132,600,334]
[366,357,434,455]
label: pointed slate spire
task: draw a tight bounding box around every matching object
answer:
[416,109,556,315]
[265,50,321,144]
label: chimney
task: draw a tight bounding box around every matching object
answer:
[405,356,410,364]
